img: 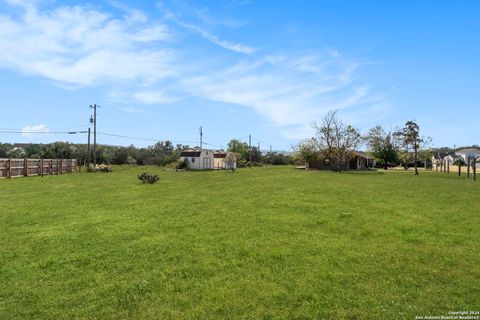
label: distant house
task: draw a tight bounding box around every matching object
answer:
[213,151,237,170]
[180,149,214,170]
[456,148,480,168]
[443,155,454,165]
[308,151,375,171]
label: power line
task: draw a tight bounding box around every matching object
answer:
[97,132,160,142]
[0,130,87,134]
[97,132,198,145]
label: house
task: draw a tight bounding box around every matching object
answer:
[456,148,480,168]
[443,155,454,165]
[180,149,214,170]
[308,151,375,171]
[213,151,237,170]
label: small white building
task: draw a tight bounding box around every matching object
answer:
[213,151,237,170]
[456,148,480,168]
[180,149,214,170]
[443,155,454,165]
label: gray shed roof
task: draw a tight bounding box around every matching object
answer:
[456,148,480,154]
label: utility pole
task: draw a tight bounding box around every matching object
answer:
[87,127,91,168]
[90,104,100,167]
[199,126,203,149]
[270,145,272,153]
[249,134,252,163]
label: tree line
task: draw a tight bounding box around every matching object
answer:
[0,140,294,166]
[0,141,187,166]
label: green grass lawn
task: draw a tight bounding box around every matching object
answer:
[1,166,479,319]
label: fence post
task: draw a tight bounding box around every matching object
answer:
[24,158,28,177]
[7,159,11,178]
[467,157,470,179]
[458,162,461,176]
[447,161,450,174]
[473,159,476,181]
[40,159,44,177]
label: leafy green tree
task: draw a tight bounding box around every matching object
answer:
[25,144,42,158]
[0,143,13,157]
[395,120,430,175]
[365,126,400,169]
[227,139,249,161]
[263,152,292,165]
[293,138,319,168]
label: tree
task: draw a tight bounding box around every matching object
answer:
[0,143,13,157]
[395,120,430,175]
[313,111,362,172]
[224,152,237,171]
[263,152,292,165]
[293,138,319,169]
[227,139,249,161]
[365,126,400,169]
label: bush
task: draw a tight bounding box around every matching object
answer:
[237,160,248,168]
[176,159,188,169]
[88,164,112,172]
[137,172,160,184]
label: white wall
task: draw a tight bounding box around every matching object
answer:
[181,150,214,170]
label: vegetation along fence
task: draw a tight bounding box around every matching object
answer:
[0,159,78,179]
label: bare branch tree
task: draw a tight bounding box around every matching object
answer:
[312,111,361,172]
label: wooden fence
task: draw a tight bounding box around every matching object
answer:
[0,159,78,179]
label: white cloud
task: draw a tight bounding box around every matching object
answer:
[0,2,175,86]
[177,21,255,55]
[21,124,50,137]
[182,54,379,133]
[0,1,384,141]
[132,91,180,104]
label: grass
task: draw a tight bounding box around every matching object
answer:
[0,166,479,319]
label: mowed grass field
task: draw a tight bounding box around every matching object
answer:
[1,166,479,319]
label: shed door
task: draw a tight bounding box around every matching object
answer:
[203,157,211,169]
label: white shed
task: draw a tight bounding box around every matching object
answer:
[180,149,214,170]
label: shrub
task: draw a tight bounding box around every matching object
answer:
[88,164,112,172]
[237,160,248,168]
[137,172,160,184]
[176,159,188,169]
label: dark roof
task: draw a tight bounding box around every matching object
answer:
[181,151,201,157]
[214,153,226,158]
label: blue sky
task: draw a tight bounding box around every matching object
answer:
[0,0,479,150]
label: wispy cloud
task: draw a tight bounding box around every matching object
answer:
[180,21,255,54]
[182,53,380,137]
[0,1,384,141]
[21,124,50,137]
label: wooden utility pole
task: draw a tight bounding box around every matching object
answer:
[199,126,203,149]
[87,127,91,168]
[90,104,99,167]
